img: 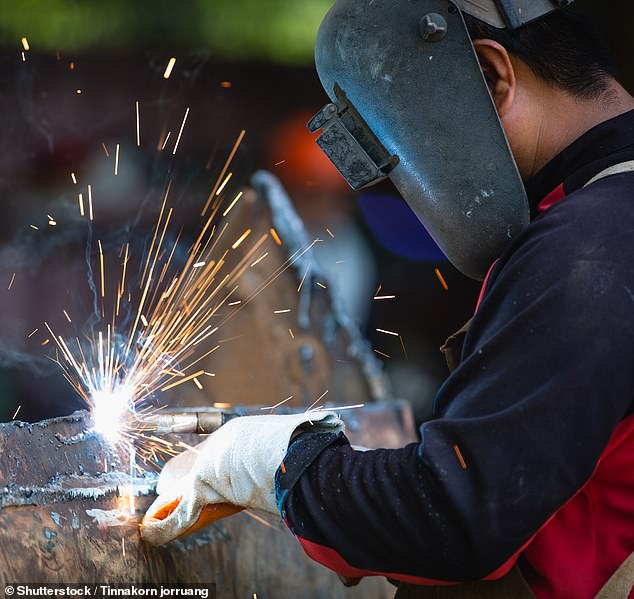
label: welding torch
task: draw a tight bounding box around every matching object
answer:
[140,408,242,435]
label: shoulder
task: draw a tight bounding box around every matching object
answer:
[480,173,634,325]
[504,173,634,273]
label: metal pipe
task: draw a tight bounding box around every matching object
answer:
[141,410,236,434]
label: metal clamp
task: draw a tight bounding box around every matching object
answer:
[308,84,399,190]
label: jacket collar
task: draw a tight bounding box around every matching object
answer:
[525,109,634,218]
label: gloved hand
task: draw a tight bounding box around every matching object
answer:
[140,411,344,545]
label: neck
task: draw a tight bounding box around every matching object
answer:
[529,81,634,179]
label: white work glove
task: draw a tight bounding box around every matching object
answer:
[141,411,344,545]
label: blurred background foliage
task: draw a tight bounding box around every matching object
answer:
[0,0,333,64]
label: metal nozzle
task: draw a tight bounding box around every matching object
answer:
[142,409,236,434]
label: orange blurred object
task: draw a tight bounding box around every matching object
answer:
[267,110,348,193]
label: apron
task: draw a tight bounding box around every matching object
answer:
[395,163,634,599]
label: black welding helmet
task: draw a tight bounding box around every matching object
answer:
[309,0,572,280]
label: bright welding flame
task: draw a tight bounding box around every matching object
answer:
[91,387,133,443]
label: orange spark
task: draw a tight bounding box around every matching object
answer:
[454,444,467,470]
[232,229,251,250]
[222,191,243,217]
[435,268,449,291]
[270,228,282,246]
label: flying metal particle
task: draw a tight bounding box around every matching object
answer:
[454,444,467,470]
[63,310,72,323]
[306,390,329,412]
[376,328,399,337]
[220,81,232,88]
[163,57,176,79]
[76,89,82,94]
[30,225,39,230]
[399,335,409,361]
[88,184,94,221]
[160,131,171,151]
[27,328,39,338]
[71,172,77,184]
[135,100,141,147]
[114,144,120,175]
[193,377,203,390]
[102,143,110,157]
[250,252,269,267]
[316,282,327,289]
[201,130,245,216]
[288,328,294,339]
[274,309,291,314]
[161,369,205,391]
[21,37,29,51]
[172,107,190,155]
[373,348,390,358]
[97,239,105,297]
[8,273,15,290]
[374,295,396,300]
[260,396,293,411]
[11,405,21,420]
[78,193,84,216]
[435,268,449,291]
[216,172,233,196]
[274,160,286,166]
[223,191,243,217]
[297,263,310,293]
[193,261,206,268]
[270,228,282,246]
[232,228,251,249]
[326,228,335,238]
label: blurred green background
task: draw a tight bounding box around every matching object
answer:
[0,0,333,64]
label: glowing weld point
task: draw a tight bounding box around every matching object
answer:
[91,387,133,443]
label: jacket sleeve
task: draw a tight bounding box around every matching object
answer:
[274,185,634,583]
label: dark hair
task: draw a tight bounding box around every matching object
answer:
[463,9,619,99]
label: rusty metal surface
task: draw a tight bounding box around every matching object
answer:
[0,403,416,597]
[160,173,392,413]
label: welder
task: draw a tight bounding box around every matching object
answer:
[141,1,634,597]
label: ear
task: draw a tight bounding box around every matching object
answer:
[472,39,516,117]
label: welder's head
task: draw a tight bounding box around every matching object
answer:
[308,1,617,280]
[463,9,619,180]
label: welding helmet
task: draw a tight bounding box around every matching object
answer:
[309,0,573,280]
